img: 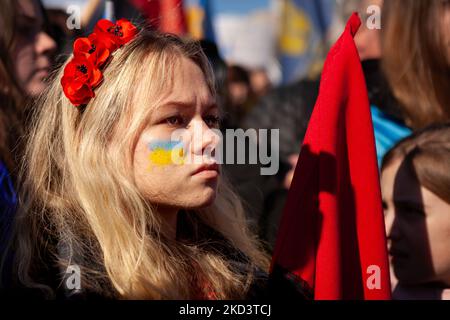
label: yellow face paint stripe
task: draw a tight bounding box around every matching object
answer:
[148,147,185,166]
[147,141,185,166]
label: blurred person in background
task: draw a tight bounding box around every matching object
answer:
[0,0,56,252]
[381,124,450,300]
[355,0,450,165]
[249,68,271,101]
[227,65,256,129]
[382,0,450,130]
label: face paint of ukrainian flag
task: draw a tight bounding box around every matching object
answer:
[147,141,185,166]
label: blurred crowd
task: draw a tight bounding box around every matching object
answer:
[0,0,449,299]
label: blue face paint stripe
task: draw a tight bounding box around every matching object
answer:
[147,141,184,151]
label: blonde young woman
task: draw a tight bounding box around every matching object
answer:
[4,20,271,299]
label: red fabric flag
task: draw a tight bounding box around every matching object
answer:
[270,13,391,300]
[130,0,187,35]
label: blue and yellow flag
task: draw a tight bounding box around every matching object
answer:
[185,0,216,41]
[279,0,335,83]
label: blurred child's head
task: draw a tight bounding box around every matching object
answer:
[381,124,450,287]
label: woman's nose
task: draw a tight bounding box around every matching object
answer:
[36,31,57,56]
[384,209,395,236]
[190,120,220,156]
[387,216,402,241]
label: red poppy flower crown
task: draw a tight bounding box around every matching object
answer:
[61,19,138,106]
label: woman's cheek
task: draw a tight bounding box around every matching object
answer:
[12,44,34,89]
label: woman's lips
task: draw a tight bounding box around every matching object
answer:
[389,247,409,259]
[35,67,50,78]
[192,163,219,179]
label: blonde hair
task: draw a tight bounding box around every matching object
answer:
[381,0,450,129]
[11,29,269,299]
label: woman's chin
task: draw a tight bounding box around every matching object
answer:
[188,187,217,209]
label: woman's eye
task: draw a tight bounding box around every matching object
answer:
[165,116,184,126]
[410,208,425,217]
[396,205,425,217]
[204,115,220,128]
[17,23,37,38]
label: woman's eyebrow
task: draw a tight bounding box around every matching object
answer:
[156,100,217,112]
[203,103,218,113]
[394,200,426,210]
[154,101,195,112]
[18,15,37,24]
[18,14,44,29]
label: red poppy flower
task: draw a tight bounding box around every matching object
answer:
[94,19,138,51]
[73,33,110,67]
[61,56,103,106]
[61,19,138,107]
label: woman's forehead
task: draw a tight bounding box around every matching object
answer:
[174,57,212,91]
[153,58,215,107]
[18,0,42,20]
